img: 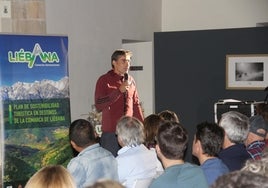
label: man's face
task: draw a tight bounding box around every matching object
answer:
[112,55,130,75]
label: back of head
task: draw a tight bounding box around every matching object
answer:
[69,119,96,147]
[219,111,249,144]
[211,170,268,188]
[86,179,125,188]
[143,114,165,148]
[195,121,224,156]
[241,146,268,177]
[242,158,268,177]
[158,110,179,123]
[116,116,144,147]
[156,121,188,160]
[25,165,76,188]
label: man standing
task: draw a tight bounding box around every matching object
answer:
[95,49,144,156]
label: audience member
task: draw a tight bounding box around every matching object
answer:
[245,115,268,160]
[86,179,125,188]
[158,110,179,122]
[241,159,268,177]
[25,165,76,188]
[261,105,268,146]
[149,121,208,188]
[143,114,165,175]
[210,170,268,188]
[241,146,268,177]
[143,114,164,149]
[116,116,159,188]
[67,119,118,188]
[94,49,144,156]
[192,121,229,186]
[218,111,251,171]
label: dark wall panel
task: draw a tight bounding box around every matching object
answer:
[154,27,268,162]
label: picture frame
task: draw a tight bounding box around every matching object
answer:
[226,54,268,90]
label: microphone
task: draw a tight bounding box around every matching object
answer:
[124,73,128,82]
[123,73,128,114]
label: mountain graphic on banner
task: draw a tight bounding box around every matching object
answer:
[0,77,69,100]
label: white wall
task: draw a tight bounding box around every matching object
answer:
[45,0,268,121]
[45,0,161,120]
[162,0,268,31]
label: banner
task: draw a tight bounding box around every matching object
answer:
[0,34,72,187]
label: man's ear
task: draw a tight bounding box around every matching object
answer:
[117,136,124,147]
[155,144,161,155]
[196,140,202,152]
[70,140,77,149]
[112,60,116,67]
[70,140,83,153]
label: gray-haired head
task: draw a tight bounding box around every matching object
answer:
[116,116,144,147]
[219,111,249,144]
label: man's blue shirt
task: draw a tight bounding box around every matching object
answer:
[201,158,229,186]
[218,144,251,171]
[149,163,208,188]
[67,143,118,188]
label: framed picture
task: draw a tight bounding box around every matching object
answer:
[226,54,268,90]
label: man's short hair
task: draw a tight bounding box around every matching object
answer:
[116,116,144,147]
[69,119,96,147]
[111,49,132,68]
[158,110,179,123]
[219,111,249,144]
[195,121,224,156]
[156,121,188,160]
